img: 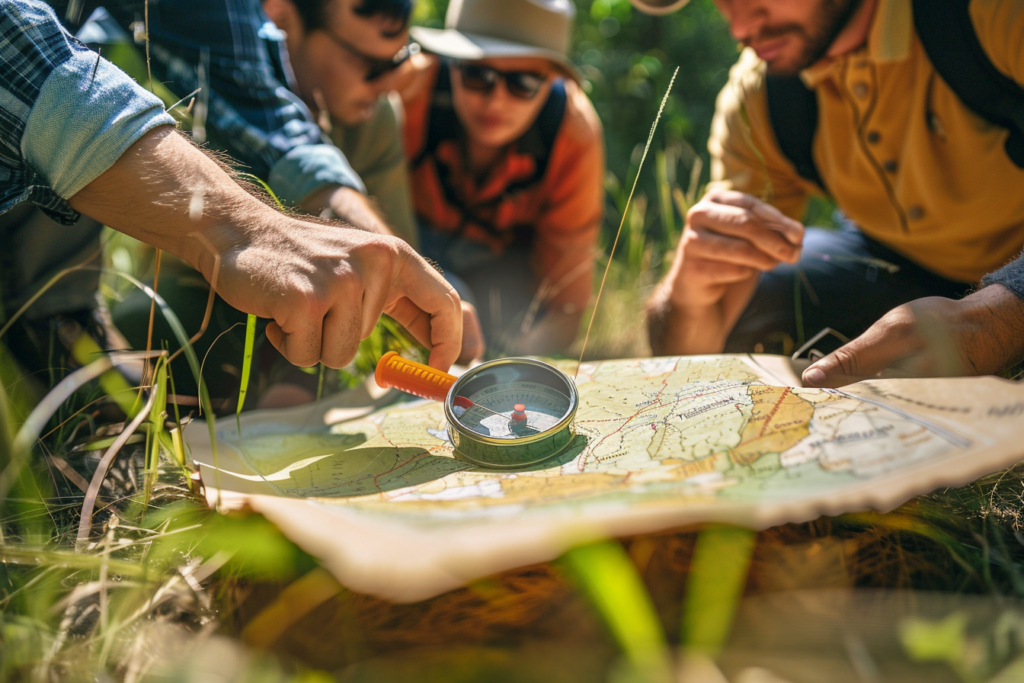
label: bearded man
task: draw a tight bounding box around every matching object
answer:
[641,0,1024,384]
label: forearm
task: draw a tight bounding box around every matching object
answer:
[69,126,298,279]
[68,125,462,370]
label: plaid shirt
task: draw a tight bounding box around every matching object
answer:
[0,0,171,223]
[58,0,364,204]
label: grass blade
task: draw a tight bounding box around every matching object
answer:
[3,358,113,502]
[680,525,756,655]
[561,540,670,676]
[576,67,678,377]
[236,313,257,430]
[76,388,157,550]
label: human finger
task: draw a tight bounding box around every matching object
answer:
[319,299,363,369]
[801,318,919,388]
[265,316,322,368]
[682,257,758,285]
[684,228,787,272]
[705,190,805,246]
[387,252,463,371]
[689,203,800,263]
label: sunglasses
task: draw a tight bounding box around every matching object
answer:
[455,62,550,100]
[321,28,420,82]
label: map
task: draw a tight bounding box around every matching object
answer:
[188,355,1024,601]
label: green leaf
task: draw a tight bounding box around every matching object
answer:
[680,524,756,655]
[561,541,669,671]
[237,313,257,423]
[900,613,968,664]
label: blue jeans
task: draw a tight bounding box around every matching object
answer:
[724,224,974,354]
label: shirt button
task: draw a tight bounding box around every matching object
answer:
[866,131,881,144]
[852,82,869,98]
[883,160,898,173]
[907,206,925,220]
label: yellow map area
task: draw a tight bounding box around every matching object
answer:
[223,356,963,521]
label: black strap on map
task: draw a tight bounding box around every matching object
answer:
[766,0,1024,190]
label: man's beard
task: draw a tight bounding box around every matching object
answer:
[754,0,864,76]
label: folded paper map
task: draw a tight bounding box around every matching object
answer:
[186,355,1024,601]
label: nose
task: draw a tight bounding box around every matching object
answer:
[721,0,767,43]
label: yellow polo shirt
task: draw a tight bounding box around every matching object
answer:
[707,0,1024,283]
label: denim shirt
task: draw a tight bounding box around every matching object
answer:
[56,0,365,205]
[0,0,174,224]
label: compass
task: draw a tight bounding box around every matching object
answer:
[375,352,578,469]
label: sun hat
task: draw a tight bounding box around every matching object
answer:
[628,0,690,15]
[411,0,582,82]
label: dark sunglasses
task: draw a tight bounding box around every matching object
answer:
[321,28,420,82]
[455,62,550,100]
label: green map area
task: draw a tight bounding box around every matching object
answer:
[219,356,962,522]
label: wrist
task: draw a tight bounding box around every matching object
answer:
[959,284,1024,374]
[187,207,301,286]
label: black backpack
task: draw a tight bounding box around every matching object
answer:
[766,0,1024,193]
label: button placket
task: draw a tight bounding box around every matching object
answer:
[846,60,909,232]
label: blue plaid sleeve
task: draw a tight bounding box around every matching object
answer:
[1,0,174,224]
[86,0,365,205]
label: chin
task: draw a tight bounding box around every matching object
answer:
[764,56,809,77]
[472,127,519,149]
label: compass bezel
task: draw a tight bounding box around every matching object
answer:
[443,357,579,468]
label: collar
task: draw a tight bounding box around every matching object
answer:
[799,0,912,87]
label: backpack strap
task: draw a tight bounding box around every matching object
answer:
[765,74,826,192]
[912,0,1024,168]
[411,60,461,169]
[766,0,1024,188]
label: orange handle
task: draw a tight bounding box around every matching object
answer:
[374,351,457,402]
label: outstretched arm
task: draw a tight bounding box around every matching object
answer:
[802,256,1024,387]
[70,127,462,370]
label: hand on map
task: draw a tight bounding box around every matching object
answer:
[802,285,1024,387]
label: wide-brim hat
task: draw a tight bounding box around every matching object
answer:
[411,0,583,83]
[628,0,690,15]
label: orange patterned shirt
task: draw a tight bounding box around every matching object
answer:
[400,56,604,311]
